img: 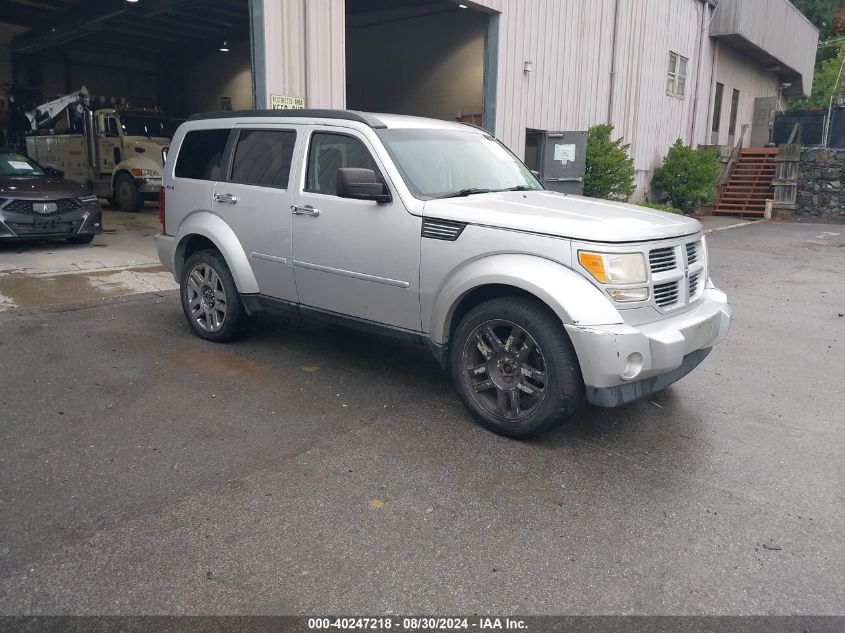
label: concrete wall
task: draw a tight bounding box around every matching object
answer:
[796,148,845,218]
[182,41,253,114]
[346,10,486,122]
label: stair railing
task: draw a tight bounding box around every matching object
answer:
[719,123,749,188]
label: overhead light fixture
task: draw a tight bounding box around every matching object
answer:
[458,3,468,7]
[219,40,230,52]
[125,0,140,3]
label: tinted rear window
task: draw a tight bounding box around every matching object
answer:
[230,130,297,188]
[174,129,231,180]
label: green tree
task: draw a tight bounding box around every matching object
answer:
[791,0,841,40]
[583,124,636,201]
[651,140,720,215]
[790,42,845,111]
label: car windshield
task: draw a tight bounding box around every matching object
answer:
[376,128,542,200]
[119,115,180,138]
[0,152,46,177]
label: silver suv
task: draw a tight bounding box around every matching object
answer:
[156,110,731,439]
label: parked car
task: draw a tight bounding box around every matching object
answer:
[0,149,103,243]
[156,111,731,439]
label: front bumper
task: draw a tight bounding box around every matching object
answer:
[565,283,731,406]
[137,178,162,194]
[0,203,103,240]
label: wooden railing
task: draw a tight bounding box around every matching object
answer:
[719,123,750,188]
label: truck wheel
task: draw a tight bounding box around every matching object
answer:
[180,249,250,342]
[449,296,584,439]
[114,172,142,212]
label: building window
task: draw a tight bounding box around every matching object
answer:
[728,88,740,137]
[712,82,724,134]
[667,51,688,98]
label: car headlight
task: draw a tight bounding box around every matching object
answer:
[78,194,98,204]
[578,251,647,284]
[131,168,160,178]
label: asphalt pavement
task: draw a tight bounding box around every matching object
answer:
[0,221,842,615]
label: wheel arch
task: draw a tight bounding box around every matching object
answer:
[173,212,259,294]
[430,254,622,347]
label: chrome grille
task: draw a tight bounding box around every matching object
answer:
[688,271,701,298]
[654,281,680,307]
[686,241,700,265]
[649,246,676,273]
[1,198,80,216]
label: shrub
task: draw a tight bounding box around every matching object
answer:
[638,200,684,214]
[651,139,720,215]
[583,124,636,201]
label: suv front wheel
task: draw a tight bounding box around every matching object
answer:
[450,296,584,439]
[180,249,250,342]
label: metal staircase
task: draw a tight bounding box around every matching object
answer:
[714,148,778,217]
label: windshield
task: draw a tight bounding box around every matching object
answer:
[376,128,542,200]
[119,115,180,138]
[0,152,46,177]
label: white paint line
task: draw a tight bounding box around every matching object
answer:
[703,219,765,234]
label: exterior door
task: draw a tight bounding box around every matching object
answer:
[211,126,302,302]
[751,96,777,147]
[541,131,587,194]
[290,128,422,331]
[96,114,121,175]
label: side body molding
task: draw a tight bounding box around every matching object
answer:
[428,254,623,345]
[173,211,259,294]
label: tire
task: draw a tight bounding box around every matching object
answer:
[449,296,584,439]
[180,249,251,342]
[66,234,94,244]
[114,172,142,212]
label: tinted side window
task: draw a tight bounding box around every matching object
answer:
[175,129,231,180]
[231,130,296,188]
[305,133,380,196]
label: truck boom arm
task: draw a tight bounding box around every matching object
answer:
[26,86,90,130]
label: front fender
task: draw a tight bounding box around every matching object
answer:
[429,254,622,345]
[111,155,163,189]
[174,211,259,294]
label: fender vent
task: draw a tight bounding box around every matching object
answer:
[422,218,466,241]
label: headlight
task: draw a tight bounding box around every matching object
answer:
[578,251,647,284]
[131,168,160,178]
[78,194,98,204]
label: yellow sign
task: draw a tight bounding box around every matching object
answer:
[270,95,305,110]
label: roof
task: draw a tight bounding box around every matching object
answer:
[187,109,481,133]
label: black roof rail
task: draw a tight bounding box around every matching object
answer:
[187,109,387,129]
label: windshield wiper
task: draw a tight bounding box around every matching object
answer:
[435,188,494,199]
[503,185,534,192]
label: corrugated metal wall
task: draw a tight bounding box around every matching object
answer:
[260,0,809,199]
[262,0,345,109]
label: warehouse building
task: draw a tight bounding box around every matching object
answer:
[0,0,819,200]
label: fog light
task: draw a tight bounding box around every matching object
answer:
[608,287,649,302]
[622,352,644,380]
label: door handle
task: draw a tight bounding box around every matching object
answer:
[290,204,320,217]
[214,193,238,204]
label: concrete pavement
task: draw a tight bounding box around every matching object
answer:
[0,221,842,614]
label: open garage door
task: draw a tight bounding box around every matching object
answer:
[345,0,494,131]
[1,0,253,141]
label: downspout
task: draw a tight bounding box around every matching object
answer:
[606,0,620,124]
[688,1,708,145]
[303,0,310,108]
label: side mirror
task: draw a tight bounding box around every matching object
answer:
[45,166,65,178]
[336,168,391,203]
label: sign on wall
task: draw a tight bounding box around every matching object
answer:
[270,95,305,110]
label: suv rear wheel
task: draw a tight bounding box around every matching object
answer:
[450,296,584,439]
[180,249,250,342]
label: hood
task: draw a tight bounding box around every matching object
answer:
[423,190,701,243]
[0,176,88,200]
